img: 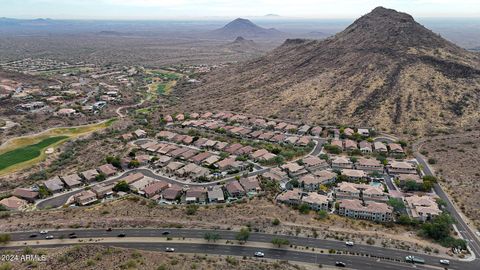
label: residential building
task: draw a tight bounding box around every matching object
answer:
[97,164,117,177]
[0,196,27,210]
[134,129,147,138]
[356,158,383,172]
[80,169,99,182]
[341,169,368,181]
[357,128,370,136]
[405,195,442,222]
[91,184,114,199]
[276,189,302,206]
[207,186,225,203]
[388,143,404,154]
[281,162,307,177]
[12,188,38,203]
[225,181,246,198]
[61,174,83,189]
[190,152,212,164]
[331,156,353,170]
[119,173,145,184]
[396,173,423,187]
[302,155,329,171]
[301,192,330,211]
[143,181,169,198]
[301,170,337,191]
[74,190,97,206]
[203,155,221,166]
[161,185,183,202]
[344,139,358,151]
[359,141,372,153]
[337,199,393,222]
[185,187,207,204]
[129,176,156,193]
[388,161,417,175]
[43,176,65,193]
[310,126,323,136]
[239,177,261,193]
[331,139,343,149]
[374,142,388,153]
[336,182,388,202]
[344,128,355,137]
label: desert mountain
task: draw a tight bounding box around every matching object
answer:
[175,7,480,135]
[221,36,260,53]
[210,18,283,39]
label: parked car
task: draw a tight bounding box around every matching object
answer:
[254,251,265,257]
[335,261,346,267]
[45,235,54,240]
[439,259,450,265]
[165,247,175,252]
[345,241,354,246]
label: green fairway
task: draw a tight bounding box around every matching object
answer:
[0,136,68,171]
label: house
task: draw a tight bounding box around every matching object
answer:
[310,126,323,137]
[296,136,311,146]
[344,128,355,137]
[164,115,173,122]
[74,190,97,206]
[201,112,213,118]
[331,139,343,149]
[176,163,210,179]
[270,133,286,143]
[97,164,117,177]
[194,138,208,147]
[298,125,311,135]
[143,181,169,198]
[236,146,255,155]
[57,108,76,117]
[134,129,147,138]
[157,130,177,140]
[182,135,194,145]
[224,143,243,154]
[396,173,423,187]
[337,199,393,222]
[341,169,367,181]
[285,124,298,133]
[275,122,288,131]
[91,184,114,199]
[154,155,172,167]
[214,141,229,151]
[284,136,298,144]
[190,152,212,164]
[258,152,277,161]
[388,143,404,154]
[250,149,269,160]
[281,162,307,177]
[12,188,38,203]
[302,170,337,191]
[259,132,275,140]
[356,158,383,172]
[207,186,225,203]
[405,195,442,222]
[61,174,83,189]
[336,182,387,202]
[80,169,99,182]
[225,181,246,198]
[0,196,28,210]
[161,185,183,202]
[301,192,330,211]
[119,173,145,184]
[203,155,221,166]
[190,112,200,119]
[331,156,353,170]
[203,140,218,148]
[129,176,156,193]
[261,168,289,182]
[216,157,236,171]
[359,141,372,153]
[357,128,370,136]
[185,187,207,204]
[165,161,185,173]
[120,133,133,141]
[344,140,358,151]
[239,177,261,193]
[388,161,417,175]
[43,176,65,193]
[276,189,302,206]
[374,142,388,153]
[302,155,329,171]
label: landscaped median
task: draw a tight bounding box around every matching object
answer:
[0,118,117,175]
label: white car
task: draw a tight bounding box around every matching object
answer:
[40,230,48,234]
[439,259,450,265]
[45,235,54,239]
[345,241,354,246]
[165,247,175,252]
[254,251,265,257]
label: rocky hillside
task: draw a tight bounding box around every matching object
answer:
[175,7,480,135]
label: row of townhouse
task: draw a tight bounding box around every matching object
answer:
[330,156,417,175]
[330,139,404,155]
[335,182,389,202]
[337,199,393,222]
[276,189,331,212]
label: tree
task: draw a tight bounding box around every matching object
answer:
[128,159,140,168]
[271,238,290,247]
[186,205,199,215]
[204,232,221,242]
[272,218,280,226]
[235,227,250,243]
[95,173,106,182]
[298,203,310,214]
[387,198,406,212]
[0,234,11,245]
[38,185,52,199]
[397,214,413,226]
[113,181,130,192]
[317,210,328,220]
[420,213,454,241]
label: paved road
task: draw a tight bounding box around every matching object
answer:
[415,152,480,259]
[8,228,474,269]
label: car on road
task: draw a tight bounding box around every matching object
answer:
[165,247,175,252]
[117,233,126,237]
[439,259,450,265]
[68,234,77,239]
[106,228,112,232]
[29,234,38,238]
[345,241,354,246]
[254,251,265,257]
[335,261,346,267]
[45,235,54,240]
[162,231,170,235]
[40,230,48,234]
[405,255,425,264]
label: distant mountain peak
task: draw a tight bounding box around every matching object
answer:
[210,18,282,39]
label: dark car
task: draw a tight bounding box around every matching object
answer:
[162,231,170,235]
[335,262,346,267]
[68,232,76,236]
[29,234,38,238]
[106,228,112,232]
[117,233,126,237]
[69,234,77,239]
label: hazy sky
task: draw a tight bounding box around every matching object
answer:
[1,0,479,19]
